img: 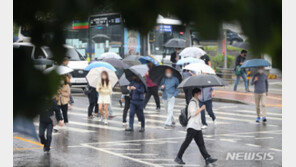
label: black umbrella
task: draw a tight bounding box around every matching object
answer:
[164,38,186,48]
[124,68,147,91]
[149,65,182,85]
[177,74,226,89]
[102,58,129,69]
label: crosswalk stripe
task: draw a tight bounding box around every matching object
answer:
[214,111,281,120]
[214,109,282,117]
[34,123,96,133]
[70,121,124,131]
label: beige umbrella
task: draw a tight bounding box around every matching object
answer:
[86,67,118,88]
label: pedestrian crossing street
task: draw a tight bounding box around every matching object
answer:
[27,97,282,167]
[66,99,282,134]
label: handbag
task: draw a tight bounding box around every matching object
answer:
[235,65,242,75]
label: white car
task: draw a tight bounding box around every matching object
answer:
[43,45,89,88]
[14,42,89,88]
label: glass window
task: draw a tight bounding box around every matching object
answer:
[149,25,186,55]
[43,47,84,61]
[64,27,89,58]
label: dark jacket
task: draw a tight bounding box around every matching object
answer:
[39,99,63,124]
[129,81,146,101]
[235,55,246,67]
[170,52,177,63]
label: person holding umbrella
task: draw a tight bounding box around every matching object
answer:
[251,67,269,123]
[96,71,113,125]
[233,50,250,92]
[160,68,180,129]
[199,87,216,129]
[170,48,181,68]
[125,75,146,132]
[57,75,71,125]
[175,88,217,165]
[86,84,99,119]
[144,62,161,112]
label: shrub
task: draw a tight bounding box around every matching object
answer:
[211,54,235,73]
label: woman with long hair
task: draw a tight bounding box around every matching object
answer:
[96,71,112,125]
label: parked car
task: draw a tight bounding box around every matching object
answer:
[43,45,89,88]
[14,42,89,88]
[226,29,244,44]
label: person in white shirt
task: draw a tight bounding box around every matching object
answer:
[175,88,217,165]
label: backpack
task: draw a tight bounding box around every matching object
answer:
[179,99,197,127]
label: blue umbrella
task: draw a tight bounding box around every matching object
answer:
[241,59,271,68]
[176,57,204,65]
[139,56,160,66]
[84,61,116,71]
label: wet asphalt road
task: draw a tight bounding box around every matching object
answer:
[13,90,282,167]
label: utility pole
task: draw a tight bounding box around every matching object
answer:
[223,29,227,68]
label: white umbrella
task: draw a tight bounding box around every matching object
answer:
[184,63,216,74]
[44,65,73,75]
[86,67,118,88]
[179,47,206,58]
[99,52,122,60]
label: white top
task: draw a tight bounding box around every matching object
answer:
[187,97,202,131]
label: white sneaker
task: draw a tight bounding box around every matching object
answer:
[104,119,108,125]
[122,122,127,127]
[201,125,208,130]
[98,117,103,122]
[213,120,217,126]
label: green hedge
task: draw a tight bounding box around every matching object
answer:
[211,54,235,73]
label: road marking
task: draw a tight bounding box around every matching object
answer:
[254,137,274,140]
[215,90,282,101]
[34,123,96,133]
[245,143,261,147]
[104,148,141,151]
[269,148,282,152]
[81,144,162,167]
[141,159,174,161]
[13,147,43,151]
[220,134,255,138]
[70,121,123,131]
[123,153,158,156]
[214,111,282,120]
[219,138,238,143]
[161,164,200,167]
[14,136,43,146]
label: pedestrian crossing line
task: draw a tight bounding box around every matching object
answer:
[104,148,141,151]
[245,143,261,148]
[161,164,200,167]
[144,141,178,145]
[217,106,238,109]
[219,134,255,138]
[214,111,282,121]
[70,121,124,131]
[269,148,282,152]
[34,122,96,133]
[140,159,174,161]
[217,130,282,136]
[123,153,159,156]
[225,109,282,116]
[14,136,43,146]
[81,143,162,167]
[219,138,238,143]
[254,137,274,140]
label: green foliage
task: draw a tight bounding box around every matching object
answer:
[211,54,235,73]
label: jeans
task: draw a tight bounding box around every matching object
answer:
[199,100,215,126]
[39,122,53,151]
[255,93,266,117]
[163,97,176,125]
[177,128,211,160]
[123,96,141,123]
[144,86,160,109]
[59,104,68,123]
[88,90,98,117]
[233,72,249,91]
[129,100,145,129]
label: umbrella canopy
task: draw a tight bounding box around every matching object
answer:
[184,63,216,74]
[123,55,142,66]
[102,58,129,69]
[139,56,160,66]
[86,67,118,88]
[124,68,147,90]
[119,64,149,86]
[164,38,186,48]
[92,34,110,43]
[180,47,206,58]
[241,59,272,68]
[84,61,116,72]
[149,65,182,85]
[178,74,226,89]
[99,52,122,60]
[44,65,73,75]
[176,57,205,66]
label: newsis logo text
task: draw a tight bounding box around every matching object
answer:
[226,152,274,161]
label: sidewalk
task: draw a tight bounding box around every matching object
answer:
[214,79,282,108]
